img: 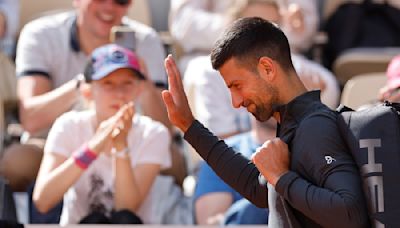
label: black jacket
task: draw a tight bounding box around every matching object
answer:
[184,91,370,228]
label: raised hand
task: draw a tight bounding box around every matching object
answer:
[162,55,195,132]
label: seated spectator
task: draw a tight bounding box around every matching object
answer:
[33,44,171,224]
[194,118,274,225]
[169,0,235,73]
[0,0,19,58]
[378,55,400,103]
[279,0,319,54]
[1,0,185,195]
[169,0,319,73]
[184,56,251,139]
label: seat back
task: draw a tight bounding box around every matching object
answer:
[340,72,387,110]
[333,47,400,85]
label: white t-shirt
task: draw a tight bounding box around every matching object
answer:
[291,53,340,109]
[184,55,251,136]
[16,11,167,88]
[44,110,171,225]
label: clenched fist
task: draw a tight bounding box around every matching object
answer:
[252,138,290,187]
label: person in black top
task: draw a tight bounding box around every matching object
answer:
[162,17,370,228]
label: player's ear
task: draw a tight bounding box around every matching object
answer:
[258,56,276,82]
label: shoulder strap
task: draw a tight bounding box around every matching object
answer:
[336,104,354,113]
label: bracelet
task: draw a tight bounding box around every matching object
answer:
[73,145,98,169]
[111,147,130,158]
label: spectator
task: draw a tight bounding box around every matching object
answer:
[184,56,250,139]
[169,0,236,73]
[1,0,182,194]
[33,44,171,224]
[194,118,274,225]
[0,0,19,58]
[279,0,319,54]
[169,0,319,73]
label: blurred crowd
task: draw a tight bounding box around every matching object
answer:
[0,0,399,225]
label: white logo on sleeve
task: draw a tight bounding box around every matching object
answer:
[325,156,336,164]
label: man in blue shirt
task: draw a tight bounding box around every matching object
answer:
[194,118,275,225]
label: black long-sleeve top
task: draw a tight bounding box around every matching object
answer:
[184,91,370,228]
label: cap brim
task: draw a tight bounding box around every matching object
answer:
[92,64,146,81]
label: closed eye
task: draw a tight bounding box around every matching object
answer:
[228,83,241,90]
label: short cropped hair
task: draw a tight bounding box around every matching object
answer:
[211,17,294,73]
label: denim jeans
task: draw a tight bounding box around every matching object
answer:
[223,198,269,225]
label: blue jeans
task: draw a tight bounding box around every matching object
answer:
[223,198,269,225]
[28,183,62,224]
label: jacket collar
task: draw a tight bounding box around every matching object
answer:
[274,90,322,143]
[69,15,80,53]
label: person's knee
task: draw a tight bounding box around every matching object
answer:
[0,143,43,191]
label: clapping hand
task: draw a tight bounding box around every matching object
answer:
[88,102,134,155]
[111,102,134,151]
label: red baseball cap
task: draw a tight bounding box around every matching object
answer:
[84,44,145,82]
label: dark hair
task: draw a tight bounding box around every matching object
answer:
[211,17,294,72]
[83,59,94,83]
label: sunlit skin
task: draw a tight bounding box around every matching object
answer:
[75,0,130,38]
[89,68,143,123]
[219,57,279,122]
[73,0,131,53]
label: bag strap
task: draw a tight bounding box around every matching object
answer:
[336,104,354,114]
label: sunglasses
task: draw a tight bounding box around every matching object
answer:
[114,0,130,6]
[94,0,131,6]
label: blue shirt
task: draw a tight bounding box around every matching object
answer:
[194,132,259,202]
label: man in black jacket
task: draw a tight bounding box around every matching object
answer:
[162,17,370,227]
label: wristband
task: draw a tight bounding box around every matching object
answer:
[73,145,98,169]
[111,147,130,158]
